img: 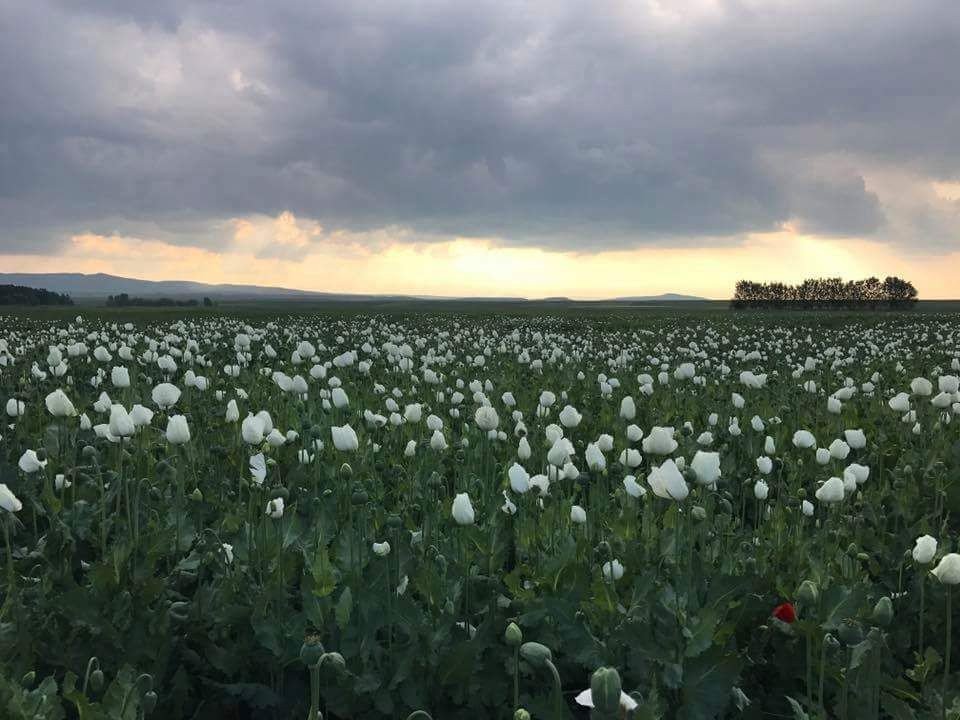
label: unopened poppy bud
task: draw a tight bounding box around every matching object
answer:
[190,488,203,502]
[323,651,347,672]
[339,463,352,479]
[82,445,98,460]
[797,580,819,605]
[519,642,553,668]
[504,622,523,646]
[691,505,706,521]
[590,666,623,715]
[514,710,531,720]
[21,671,35,688]
[823,633,841,650]
[871,596,893,627]
[143,690,158,714]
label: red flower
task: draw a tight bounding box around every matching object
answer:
[772,602,796,623]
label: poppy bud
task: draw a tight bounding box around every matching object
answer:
[82,445,98,460]
[190,488,203,502]
[143,690,158,714]
[590,666,623,716]
[823,633,841,651]
[797,580,819,605]
[324,652,347,672]
[519,642,553,668]
[339,463,353,479]
[21,671,35,688]
[871,596,893,627]
[504,622,523,646]
[514,710,531,720]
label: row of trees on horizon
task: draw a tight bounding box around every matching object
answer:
[732,276,918,309]
[0,284,73,306]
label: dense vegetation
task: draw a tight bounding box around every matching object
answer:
[106,294,214,308]
[0,311,958,719]
[0,284,73,306]
[732,277,918,310]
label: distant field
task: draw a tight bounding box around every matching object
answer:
[6,298,960,321]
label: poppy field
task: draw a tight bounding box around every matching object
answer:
[1,309,959,720]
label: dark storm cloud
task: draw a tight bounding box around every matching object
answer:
[1,0,958,253]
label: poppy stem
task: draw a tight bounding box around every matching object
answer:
[943,586,951,720]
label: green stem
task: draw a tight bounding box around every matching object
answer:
[943,586,952,720]
[307,664,320,720]
[544,659,563,720]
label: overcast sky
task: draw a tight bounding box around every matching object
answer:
[1,0,958,297]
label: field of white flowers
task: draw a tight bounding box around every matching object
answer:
[1,310,959,720]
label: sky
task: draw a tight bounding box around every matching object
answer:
[1,0,958,299]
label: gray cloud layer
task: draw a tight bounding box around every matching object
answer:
[1,0,958,254]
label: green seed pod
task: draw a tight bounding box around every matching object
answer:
[81,445,98,460]
[300,635,325,665]
[837,619,864,646]
[272,487,289,501]
[351,490,368,505]
[386,514,403,529]
[519,642,553,668]
[591,667,623,716]
[797,580,819,606]
[504,622,523,647]
[594,541,611,560]
[871,596,893,627]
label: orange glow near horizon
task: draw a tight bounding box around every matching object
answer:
[1,216,957,300]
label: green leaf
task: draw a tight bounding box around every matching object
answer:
[677,649,742,720]
[336,586,353,629]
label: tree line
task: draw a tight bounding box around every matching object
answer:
[731,276,918,310]
[106,293,215,308]
[0,284,73,306]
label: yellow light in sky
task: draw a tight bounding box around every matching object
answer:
[0,214,957,299]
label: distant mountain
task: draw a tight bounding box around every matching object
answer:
[0,273,373,300]
[0,273,706,303]
[611,293,706,301]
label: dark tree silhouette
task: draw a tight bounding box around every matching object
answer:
[0,284,73,306]
[731,277,917,310]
